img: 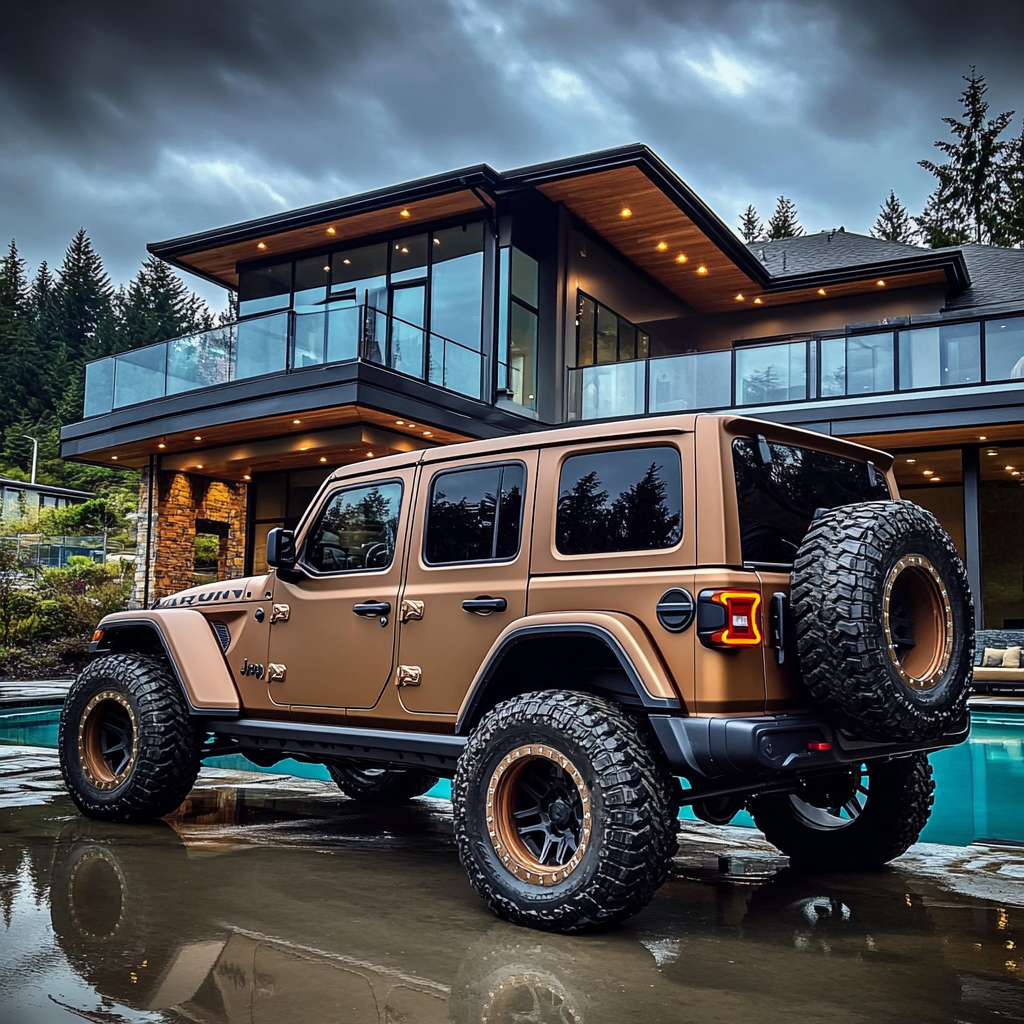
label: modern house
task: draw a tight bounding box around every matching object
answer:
[59,145,1024,627]
[0,477,94,521]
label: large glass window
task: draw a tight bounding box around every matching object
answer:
[556,447,682,555]
[820,332,895,397]
[238,263,291,318]
[498,247,539,410]
[984,316,1024,381]
[735,341,808,405]
[899,321,981,389]
[430,224,484,349]
[424,464,526,564]
[733,438,890,566]
[390,234,428,282]
[980,445,1024,628]
[892,449,964,557]
[304,481,403,573]
[576,293,649,367]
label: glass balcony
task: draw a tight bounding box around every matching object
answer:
[82,305,484,417]
[567,310,1024,422]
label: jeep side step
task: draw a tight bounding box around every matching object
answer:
[207,719,466,775]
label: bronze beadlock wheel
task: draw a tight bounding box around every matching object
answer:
[883,555,954,691]
[487,745,592,887]
[78,691,139,790]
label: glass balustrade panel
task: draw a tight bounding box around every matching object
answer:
[820,332,895,397]
[649,350,731,412]
[167,326,235,395]
[439,338,482,399]
[899,321,981,389]
[84,357,115,417]
[580,361,645,420]
[292,310,327,369]
[112,343,167,408]
[984,315,1024,381]
[234,311,289,380]
[736,341,808,405]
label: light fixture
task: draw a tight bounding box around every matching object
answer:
[1014,471,1021,477]
[619,207,632,218]
[433,237,441,245]
[158,443,166,449]
[754,297,763,305]
[399,208,411,218]
[407,423,416,428]
[243,474,251,480]
[979,435,987,440]
[320,457,327,463]
[423,430,432,436]
[906,458,916,464]
[877,280,886,287]
[988,451,998,456]
[400,247,409,254]
[1006,465,1015,471]
[735,293,745,302]
[197,464,203,469]
[930,476,941,482]
[326,226,336,236]
[657,241,668,251]
[817,288,827,296]
[111,455,118,460]
[323,265,330,272]
[257,242,267,250]
[194,435,202,441]
[343,258,351,265]
[293,419,301,424]
[396,420,405,425]
[923,470,933,476]
[675,253,687,264]
[696,265,708,276]
[299,446,309,451]
[366,452,374,457]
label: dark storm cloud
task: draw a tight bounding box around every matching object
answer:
[1,0,1021,306]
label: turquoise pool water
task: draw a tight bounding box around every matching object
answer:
[3,708,1020,846]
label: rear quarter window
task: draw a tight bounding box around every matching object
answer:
[733,437,890,566]
[556,446,682,555]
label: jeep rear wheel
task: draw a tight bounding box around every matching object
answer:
[792,500,973,741]
[59,655,202,822]
[453,691,679,932]
[326,762,440,805]
[750,754,934,870]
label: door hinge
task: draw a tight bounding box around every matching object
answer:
[400,599,424,623]
[267,663,287,683]
[270,604,290,624]
[396,665,422,687]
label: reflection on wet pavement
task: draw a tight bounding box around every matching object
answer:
[0,746,1022,1024]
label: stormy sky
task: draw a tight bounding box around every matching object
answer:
[2,0,1022,309]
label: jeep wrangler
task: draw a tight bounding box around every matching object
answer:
[59,414,973,932]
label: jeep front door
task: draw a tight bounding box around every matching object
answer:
[395,454,536,715]
[267,470,414,713]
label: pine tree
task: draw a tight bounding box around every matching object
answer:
[0,240,43,431]
[738,205,763,243]
[871,191,918,244]
[766,196,804,240]
[115,255,213,353]
[1000,127,1024,248]
[917,67,1015,247]
[52,229,116,364]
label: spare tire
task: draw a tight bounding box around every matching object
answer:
[791,500,973,742]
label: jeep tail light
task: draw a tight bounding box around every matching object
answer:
[697,590,762,649]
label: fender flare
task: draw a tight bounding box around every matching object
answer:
[94,610,241,717]
[455,611,682,734]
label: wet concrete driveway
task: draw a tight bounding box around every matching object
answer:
[1,747,1022,1024]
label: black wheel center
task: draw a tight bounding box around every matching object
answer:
[510,761,585,867]
[548,797,571,828]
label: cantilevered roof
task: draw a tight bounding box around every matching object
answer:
[149,144,970,315]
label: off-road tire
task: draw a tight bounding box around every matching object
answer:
[452,690,680,932]
[326,761,440,805]
[792,500,973,741]
[58,654,202,822]
[750,753,934,870]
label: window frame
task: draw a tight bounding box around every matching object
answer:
[298,477,406,577]
[553,443,684,558]
[421,459,529,567]
[575,291,650,367]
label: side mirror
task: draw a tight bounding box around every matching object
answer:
[266,528,296,570]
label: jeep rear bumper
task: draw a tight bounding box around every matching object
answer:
[649,712,970,782]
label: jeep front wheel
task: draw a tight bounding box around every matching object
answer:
[452,691,679,932]
[59,654,202,822]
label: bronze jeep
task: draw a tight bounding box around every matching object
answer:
[59,414,973,931]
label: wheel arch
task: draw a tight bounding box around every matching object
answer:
[92,610,241,717]
[455,613,682,735]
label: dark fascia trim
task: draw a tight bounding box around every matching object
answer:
[59,360,544,458]
[0,477,94,498]
[762,250,972,295]
[148,164,503,262]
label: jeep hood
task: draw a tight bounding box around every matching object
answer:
[151,575,271,609]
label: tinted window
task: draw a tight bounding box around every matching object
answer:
[556,447,682,555]
[425,464,525,564]
[305,482,402,573]
[238,263,291,317]
[733,438,890,566]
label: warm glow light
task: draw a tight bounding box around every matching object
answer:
[257,242,267,250]
[399,208,411,218]
[323,265,330,272]
[197,464,203,469]
[293,419,301,424]
[366,452,374,457]
[753,297,762,305]
[423,431,432,436]
[300,446,309,451]
[906,458,916,464]
[930,476,941,482]
[400,247,409,254]
[656,241,668,251]
[194,435,202,441]
[619,207,632,218]
[320,457,327,463]
[396,420,405,425]
[407,423,416,428]
[158,443,166,449]
[111,455,118,460]
[243,474,251,480]
[979,435,987,440]
[923,470,934,476]
[675,253,687,264]
[1014,471,1021,476]
[735,293,745,302]
[877,280,886,287]
[1007,465,1015,471]
[988,451,998,456]
[343,258,351,265]
[326,227,336,235]
[817,288,827,296]
[696,265,708,276]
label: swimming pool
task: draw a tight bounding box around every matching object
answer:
[2,707,1020,846]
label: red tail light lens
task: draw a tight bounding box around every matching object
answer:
[710,591,762,647]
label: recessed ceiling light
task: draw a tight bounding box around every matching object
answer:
[656,241,668,251]
[323,265,330,272]
[111,455,118,460]
[400,247,409,254]
[923,470,933,476]
[407,423,416,428]
[675,253,687,264]
[930,476,941,482]
[696,265,708,276]
[194,435,202,441]
[300,446,309,451]
[877,280,886,287]
[619,207,632,218]
[243,474,251,480]
[1014,471,1021,476]
[433,237,441,245]
[197,464,203,469]
[1006,465,1015,471]
[817,288,827,296]
[988,451,998,455]
[158,443,166,449]
[326,227,336,235]
[754,297,763,305]
[735,293,745,302]
[396,420,404,425]
[293,419,301,424]
[423,431,432,436]
[399,208,411,218]
[343,258,351,265]
[979,435,987,440]
[320,457,327,463]
[906,458,916,464]
[366,452,374,457]
[257,242,267,250]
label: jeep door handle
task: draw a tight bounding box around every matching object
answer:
[353,601,391,617]
[462,597,507,613]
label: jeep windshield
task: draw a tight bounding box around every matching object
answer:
[732,437,890,568]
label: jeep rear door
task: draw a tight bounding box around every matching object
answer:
[393,452,537,715]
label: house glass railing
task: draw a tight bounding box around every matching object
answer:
[83,305,486,417]
[567,312,1024,421]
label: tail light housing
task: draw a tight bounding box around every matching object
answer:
[697,590,762,649]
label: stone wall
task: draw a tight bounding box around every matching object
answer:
[132,468,248,607]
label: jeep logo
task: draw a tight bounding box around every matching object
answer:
[240,659,266,680]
